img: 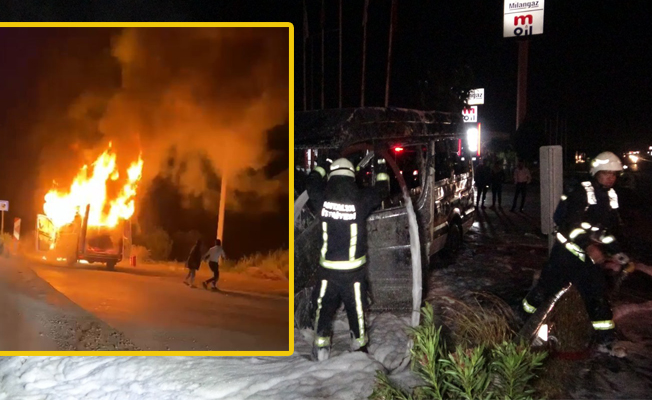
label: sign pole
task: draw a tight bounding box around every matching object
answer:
[503,1,545,130]
[516,39,529,130]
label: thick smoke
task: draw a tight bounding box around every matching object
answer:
[36,27,288,214]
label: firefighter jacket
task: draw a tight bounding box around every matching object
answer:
[306,168,389,270]
[554,176,624,262]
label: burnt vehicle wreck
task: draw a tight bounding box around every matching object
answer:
[294,107,477,328]
[36,204,131,270]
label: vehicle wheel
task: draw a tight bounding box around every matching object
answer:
[106,261,116,270]
[294,287,315,330]
[443,220,463,256]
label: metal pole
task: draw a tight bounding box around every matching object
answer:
[385,0,397,108]
[310,34,314,110]
[361,0,369,107]
[321,0,325,109]
[1,210,4,236]
[339,0,342,108]
[303,0,309,111]
[217,177,227,244]
[516,39,529,131]
[564,118,567,171]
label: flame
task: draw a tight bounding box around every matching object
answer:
[43,145,143,229]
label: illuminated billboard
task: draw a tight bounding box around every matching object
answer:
[503,0,545,37]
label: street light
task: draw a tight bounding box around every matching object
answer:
[466,127,479,154]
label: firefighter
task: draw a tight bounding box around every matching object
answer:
[306,156,389,361]
[522,151,631,354]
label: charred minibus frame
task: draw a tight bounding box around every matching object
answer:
[36,204,131,270]
[294,108,476,327]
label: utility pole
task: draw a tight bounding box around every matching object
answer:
[384,0,397,108]
[361,0,369,107]
[310,28,314,110]
[303,0,309,111]
[339,0,342,108]
[217,177,227,244]
[321,0,325,109]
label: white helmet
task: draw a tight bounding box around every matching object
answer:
[590,151,623,176]
[328,158,355,179]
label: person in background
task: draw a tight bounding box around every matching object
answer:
[489,160,506,209]
[202,239,226,291]
[184,239,203,288]
[474,158,491,209]
[511,160,532,212]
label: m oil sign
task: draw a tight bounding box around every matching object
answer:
[503,1,545,37]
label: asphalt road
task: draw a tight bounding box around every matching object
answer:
[24,259,290,351]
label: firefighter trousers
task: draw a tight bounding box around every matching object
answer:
[312,266,368,349]
[523,242,615,338]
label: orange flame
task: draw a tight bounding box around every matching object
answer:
[43,145,143,229]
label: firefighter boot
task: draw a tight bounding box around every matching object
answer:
[312,336,331,361]
[350,331,369,354]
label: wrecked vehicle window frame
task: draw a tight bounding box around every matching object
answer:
[294,107,476,327]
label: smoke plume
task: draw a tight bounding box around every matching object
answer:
[35,27,289,214]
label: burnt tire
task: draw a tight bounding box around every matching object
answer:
[106,261,116,270]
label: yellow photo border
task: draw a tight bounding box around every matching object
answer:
[0,21,294,357]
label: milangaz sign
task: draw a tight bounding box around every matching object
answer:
[503,0,545,38]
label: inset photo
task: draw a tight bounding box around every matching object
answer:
[0,24,291,355]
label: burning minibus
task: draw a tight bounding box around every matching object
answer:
[36,143,142,270]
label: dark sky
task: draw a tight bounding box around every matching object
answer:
[0,27,289,259]
[3,1,649,153]
[295,0,652,155]
[1,1,651,250]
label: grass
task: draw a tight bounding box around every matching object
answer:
[441,292,519,349]
[225,249,289,280]
[130,247,289,281]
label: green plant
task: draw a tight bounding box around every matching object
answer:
[491,341,547,400]
[441,344,492,400]
[371,299,548,400]
[408,303,449,399]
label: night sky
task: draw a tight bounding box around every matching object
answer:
[294,0,652,157]
[1,2,651,253]
[0,27,289,259]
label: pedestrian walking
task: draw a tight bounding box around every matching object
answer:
[511,160,532,212]
[183,239,203,288]
[202,239,226,291]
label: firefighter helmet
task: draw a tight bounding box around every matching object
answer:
[328,158,355,179]
[590,151,623,176]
